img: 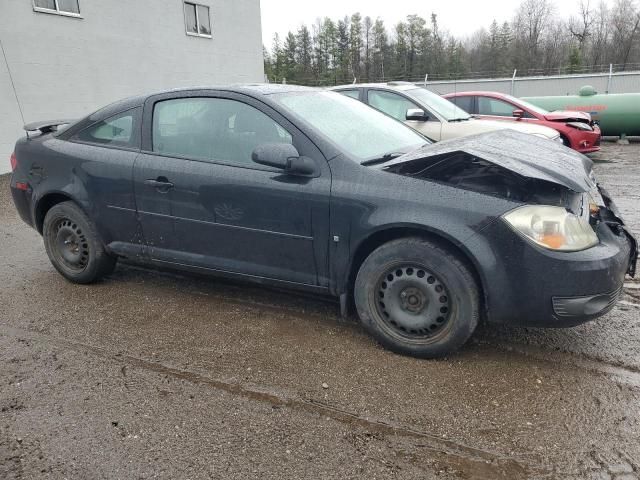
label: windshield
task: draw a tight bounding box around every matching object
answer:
[274,91,427,163]
[502,94,550,116]
[405,87,472,121]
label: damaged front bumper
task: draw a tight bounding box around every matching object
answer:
[470,188,636,328]
[479,220,633,327]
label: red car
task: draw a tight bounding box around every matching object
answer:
[444,91,601,153]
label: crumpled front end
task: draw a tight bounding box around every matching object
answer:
[593,185,637,277]
[467,197,634,327]
[382,130,636,326]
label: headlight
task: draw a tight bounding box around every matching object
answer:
[503,205,599,251]
[566,121,593,131]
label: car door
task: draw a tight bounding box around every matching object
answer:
[133,90,331,287]
[365,89,443,140]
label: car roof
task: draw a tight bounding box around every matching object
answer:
[63,84,322,138]
[143,83,317,99]
[92,84,318,119]
[105,84,318,112]
[332,82,421,92]
[443,91,511,98]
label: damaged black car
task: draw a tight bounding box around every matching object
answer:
[9,85,637,358]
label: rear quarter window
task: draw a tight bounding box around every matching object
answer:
[72,107,141,149]
[337,89,360,100]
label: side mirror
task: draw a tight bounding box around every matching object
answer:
[406,108,429,121]
[252,143,317,176]
[512,109,525,118]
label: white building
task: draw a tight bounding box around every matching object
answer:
[0,0,264,174]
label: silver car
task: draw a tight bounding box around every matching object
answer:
[331,82,562,143]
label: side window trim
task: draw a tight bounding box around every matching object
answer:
[69,106,142,151]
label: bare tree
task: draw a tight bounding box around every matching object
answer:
[588,1,611,66]
[513,0,555,70]
[611,0,640,68]
[569,0,595,62]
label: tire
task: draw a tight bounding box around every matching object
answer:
[561,135,571,148]
[354,237,479,358]
[42,201,116,284]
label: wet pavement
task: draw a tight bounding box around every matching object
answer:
[1,143,639,479]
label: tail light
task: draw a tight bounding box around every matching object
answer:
[10,152,17,171]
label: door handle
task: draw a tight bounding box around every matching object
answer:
[144,177,174,192]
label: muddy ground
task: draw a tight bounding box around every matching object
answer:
[0,143,639,479]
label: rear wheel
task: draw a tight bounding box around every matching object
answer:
[43,201,116,284]
[354,238,479,358]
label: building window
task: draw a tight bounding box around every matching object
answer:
[184,2,212,38]
[33,0,81,17]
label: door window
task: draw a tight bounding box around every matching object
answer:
[152,97,293,166]
[367,90,421,122]
[73,109,139,148]
[449,96,474,114]
[477,97,518,117]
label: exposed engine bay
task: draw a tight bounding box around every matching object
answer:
[384,151,572,206]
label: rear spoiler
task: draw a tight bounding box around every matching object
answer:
[23,119,75,137]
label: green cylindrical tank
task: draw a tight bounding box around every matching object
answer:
[523,86,640,137]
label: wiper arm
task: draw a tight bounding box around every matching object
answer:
[449,117,471,122]
[361,152,404,166]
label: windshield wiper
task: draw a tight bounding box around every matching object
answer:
[361,152,405,166]
[449,117,471,122]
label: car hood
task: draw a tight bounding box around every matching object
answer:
[383,129,595,193]
[461,117,558,138]
[543,110,592,122]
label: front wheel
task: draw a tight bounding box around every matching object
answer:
[354,238,480,358]
[43,201,116,284]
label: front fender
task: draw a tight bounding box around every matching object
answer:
[328,171,520,297]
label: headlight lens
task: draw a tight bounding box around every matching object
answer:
[503,205,599,251]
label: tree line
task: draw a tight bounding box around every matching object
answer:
[263,0,640,86]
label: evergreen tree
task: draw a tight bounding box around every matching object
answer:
[350,13,363,80]
[336,18,351,83]
[372,18,388,81]
[296,25,313,78]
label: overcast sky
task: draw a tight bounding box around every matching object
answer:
[260,0,610,47]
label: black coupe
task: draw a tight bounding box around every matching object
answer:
[9,85,636,357]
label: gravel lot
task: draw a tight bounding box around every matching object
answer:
[1,143,639,479]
